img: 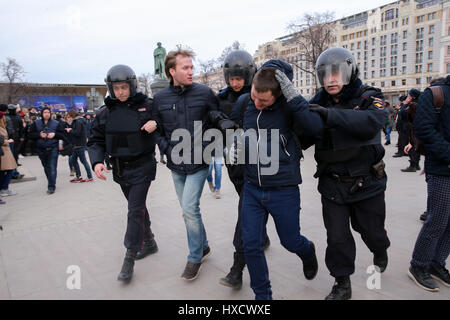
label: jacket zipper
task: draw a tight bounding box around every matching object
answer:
[280,134,291,157]
[257,110,262,187]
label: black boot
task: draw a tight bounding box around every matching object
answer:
[325,276,352,300]
[135,235,158,260]
[303,241,318,280]
[118,249,137,282]
[401,164,417,172]
[263,235,271,250]
[219,252,246,289]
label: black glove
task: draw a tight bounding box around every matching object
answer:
[309,104,328,121]
[208,111,228,126]
[217,119,237,132]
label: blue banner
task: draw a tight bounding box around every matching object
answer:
[19,95,88,113]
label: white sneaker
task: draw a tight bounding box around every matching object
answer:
[215,189,221,199]
[0,189,17,196]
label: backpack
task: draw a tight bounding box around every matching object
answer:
[414,85,445,155]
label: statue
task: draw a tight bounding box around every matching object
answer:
[154,42,167,79]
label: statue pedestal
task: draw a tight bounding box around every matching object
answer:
[150,78,170,96]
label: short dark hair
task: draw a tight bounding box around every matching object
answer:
[68,110,78,118]
[252,68,281,98]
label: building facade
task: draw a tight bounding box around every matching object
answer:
[254,0,448,103]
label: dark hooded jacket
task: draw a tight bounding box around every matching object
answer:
[230,59,323,188]
[414,76,450,176]
[309,78,388,204]
[28,107,68,150]
[217,86,251,116]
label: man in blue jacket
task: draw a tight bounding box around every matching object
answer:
[230,60,322,300]
[408,76,450,291]
[28,107,68,194]
[152,47,219,281]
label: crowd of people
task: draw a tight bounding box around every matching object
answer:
[0,45,448,300]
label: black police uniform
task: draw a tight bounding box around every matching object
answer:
[309,78,391,278]
[88,92,157,252]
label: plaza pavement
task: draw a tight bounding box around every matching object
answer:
[0,131,448,300]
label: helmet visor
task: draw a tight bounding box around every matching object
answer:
[316,62,352,87]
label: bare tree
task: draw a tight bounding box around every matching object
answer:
[0,57,26,103]
[138,72,154,96]
[217,41,246,66]
[198,59,218,87]
[287,11,336,90]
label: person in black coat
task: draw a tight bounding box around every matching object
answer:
[307,47,391,300]
[87,64,158,283]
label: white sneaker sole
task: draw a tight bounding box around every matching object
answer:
[431,274,450,288]
[408,270,440,292]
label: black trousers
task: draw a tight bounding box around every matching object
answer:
[322,192,390,277]
[120,181,154,251]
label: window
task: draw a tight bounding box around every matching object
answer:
[402,66,407,74]
[416,53,423,64]
[372,48,376,56]
[427,63,433,72]
[428,51,433,60]
[385,9,394,21]
[351,43,355,50]
[447,64,450,73]
[403,42,407,51]
[416,78,422,85]
[417,15,425,23]
[402,79,406,86]
[371,60,375,67]
[429,25,435,34]
[372,38,376,46]
[429,38,434,47]
[402,54,407,63]
[415,65,423,73]
[416,40,423,52]
[391,80,396,86]
[403,30,408,39]
[448,46,450,55]
[372,70,376,78]
[416,28,424,39]
[381,81,385,87]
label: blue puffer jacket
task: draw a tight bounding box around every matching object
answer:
[414,76,450,177]
[152,82,219,175]
[230,60,324,188]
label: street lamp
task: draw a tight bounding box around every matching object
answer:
[86,88,99,112]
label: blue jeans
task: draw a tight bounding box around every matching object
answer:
[9,142,20,178]
[0,170,14,190]
[38,147,59,191]
[206,156,223,191]
[70,147,93,179]
[241,183,314,300]
[385,126,392,143]
[171,168,209,263]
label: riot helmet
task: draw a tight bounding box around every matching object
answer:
[105,64,138,99]
[315,47,359,88]
[222,50,257,87]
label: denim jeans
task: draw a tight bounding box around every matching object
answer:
[385,126,392,143]
[0,170,14,190]
[38,147,59,191]
[241,183,314,300]
[171,168,209,263]
[206,156,223,191]
[70,147,93,179]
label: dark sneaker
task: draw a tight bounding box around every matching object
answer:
[181,261,202,281]
[408,265,439,292]
[429,263,450,287]
[303,241,318,280]
[419,212,427,222]
[384,141,390,145]
[373,250,388,273]
[135,238,158,260]
[415,165,421,171]
[46,189,55,195]
[393,152,405,158]
[201,247,211,262]
[325,276,352,300]
[401,166,417,172]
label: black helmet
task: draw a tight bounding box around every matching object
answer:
[222,50,257,87]
[315,47,359,88]
[105,64,138,99]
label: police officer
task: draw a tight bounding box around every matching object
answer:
[308,47,391,300]
[209,50,270,289]
[88,65,158,283]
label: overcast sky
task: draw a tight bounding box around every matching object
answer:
[1,0,394,84]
